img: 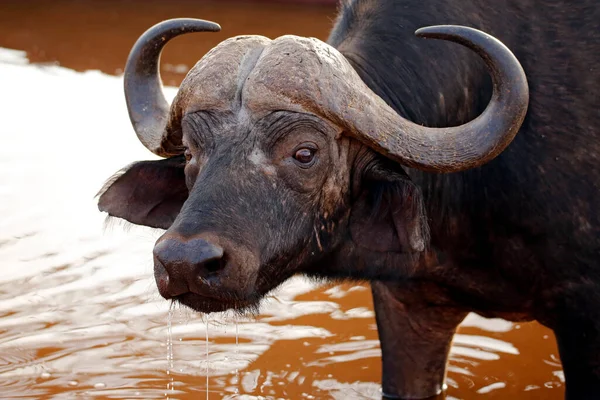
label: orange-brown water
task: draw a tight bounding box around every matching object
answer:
[0,1,564,399]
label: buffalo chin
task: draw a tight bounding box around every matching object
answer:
[174,292,261,314]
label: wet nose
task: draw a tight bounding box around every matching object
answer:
[153,236,225,298]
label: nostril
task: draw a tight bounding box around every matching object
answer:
[203,254,226,275]
[204,259,221,274]
[188,239,224,276]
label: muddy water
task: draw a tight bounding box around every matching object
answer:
[0,1,564,399]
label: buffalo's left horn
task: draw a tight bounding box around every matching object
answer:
[339,25,529,173]
[124,18,220,157]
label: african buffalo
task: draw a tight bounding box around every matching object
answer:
[97,0,599,398]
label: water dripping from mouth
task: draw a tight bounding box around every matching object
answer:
[166,304,174,399]
[178,307,184,374]
[205,314,210,400]
[234,320,239,394]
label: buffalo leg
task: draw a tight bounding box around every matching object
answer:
[371,281,467,399]
[551,294,600,400]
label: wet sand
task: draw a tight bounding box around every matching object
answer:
[0,1,564,399]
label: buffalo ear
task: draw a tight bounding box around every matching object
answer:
[350,162,429,253]
[97,155,188,229]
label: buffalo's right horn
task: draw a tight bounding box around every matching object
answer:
[124,18,220,157]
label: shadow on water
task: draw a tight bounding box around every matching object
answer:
[0,1,564,398]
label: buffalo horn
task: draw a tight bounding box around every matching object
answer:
[344,25,529,172]
[124,18,220,156]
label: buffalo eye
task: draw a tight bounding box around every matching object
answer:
[293,145,317,167]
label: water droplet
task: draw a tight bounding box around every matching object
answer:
[68,380,78,386]
[206,314,210,400]
[94,382,106,389]
[234,320,239,395]
[167,305,175,393]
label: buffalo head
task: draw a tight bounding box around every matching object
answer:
[98,19,528,313]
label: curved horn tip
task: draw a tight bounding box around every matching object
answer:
[145,18,221,35]
[176,18,221,32]
[414,25,489,41]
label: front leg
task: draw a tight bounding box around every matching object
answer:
[546,286,600,400]
[372,281,467,399]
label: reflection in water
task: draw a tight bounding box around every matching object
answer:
[0,48,564,399]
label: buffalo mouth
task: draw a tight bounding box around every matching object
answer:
[173,291,261,314]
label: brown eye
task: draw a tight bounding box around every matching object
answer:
[293,148,316,165]
[184,148,192,162]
